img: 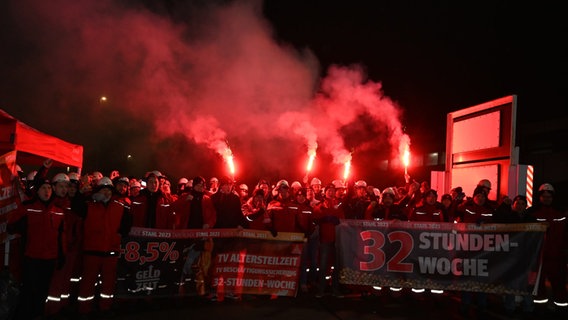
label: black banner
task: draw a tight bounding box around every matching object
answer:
[115,228,305,298]
[337,220,546,295]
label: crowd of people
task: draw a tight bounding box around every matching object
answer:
[6,159,567,319]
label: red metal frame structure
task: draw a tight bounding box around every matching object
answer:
[445,95,517,201]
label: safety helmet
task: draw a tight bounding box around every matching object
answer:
[332,179,345,189]
[310,177,322,186]
[145,170,164,179]
[239,183,248,191]
[276,179,289,190]
[26,170,38,181]
[16,165,23,173]
[538,183,554,193]
[115,176,129,185]
[373,188,381,197]
[52,173,70,184]
[477,179,491,189]
[355,180,367,188]
[291,181,302,189]
[130,180,141,188]
[68,172,81,181]
[382,187,396,196]
[178,178,189,185]
[210,177,219,183]
[91,171,103,180]
[97,177,114,187]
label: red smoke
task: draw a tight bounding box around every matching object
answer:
[3,0,409,185]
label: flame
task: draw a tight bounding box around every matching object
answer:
[343,159,351,181]
[223,147,236,180]
[401,143,410,175]
[306,150,316,173]
[402,146,410,168]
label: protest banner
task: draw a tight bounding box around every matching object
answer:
[337,220,546,295]
[116,228,305,298]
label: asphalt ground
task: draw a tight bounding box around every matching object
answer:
[60,287,566,320]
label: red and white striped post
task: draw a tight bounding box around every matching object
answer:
[526,165,534,207]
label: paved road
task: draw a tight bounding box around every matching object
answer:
[83,289,565,320]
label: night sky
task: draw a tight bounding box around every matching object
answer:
[1,0,566,188]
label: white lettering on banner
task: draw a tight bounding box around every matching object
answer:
[418,232,512,251]
[266,280,296,289]
[142,230,157,237]
[224,254,299,266]
[216,266,297,277]
[136,265,161,280]
[213,278,265,287]
[418,257,488,277]
[157,231,171,238]
[134,266,161,292]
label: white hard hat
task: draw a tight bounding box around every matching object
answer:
[373,188,381,197]
[477,179,491,189]
[239,183,248,191]
[178,178,189,185]
[52,173,70,184]
[355,180,367,188]
[91,171,103,180]
[539,183,554,193]
[116,176,129,185]
[97,177,114,187]
[310,177,322,186]
[276,179,289,190]
[68,172,80,181]
[130,180,141,188]
[382,187,395,197]
[291,181,302,189]
[332,179,345,189]
[148,170,163,178]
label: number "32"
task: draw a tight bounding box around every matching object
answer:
[359,230,414,273]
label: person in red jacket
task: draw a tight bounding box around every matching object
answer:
[8,178,66,320]
[313,183,345,298]
[171,176,216,297]
[45,173,83,318]
[526,183,567,314]
[72,177,132,318]
[266,180,297,235]
[130,172,175,229]
[293,188,316,293]
[408,189,445,296]
[408,189,445,222]
[455,186,496,318]
[241,189,269,231]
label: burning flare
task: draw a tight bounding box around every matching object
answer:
[223,147,236,180]
[402,144,410,175]
[306,149,316,173]
[343,155,352,181]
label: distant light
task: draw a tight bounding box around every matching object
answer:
[100,96,107,102]
[127,154,132,160]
